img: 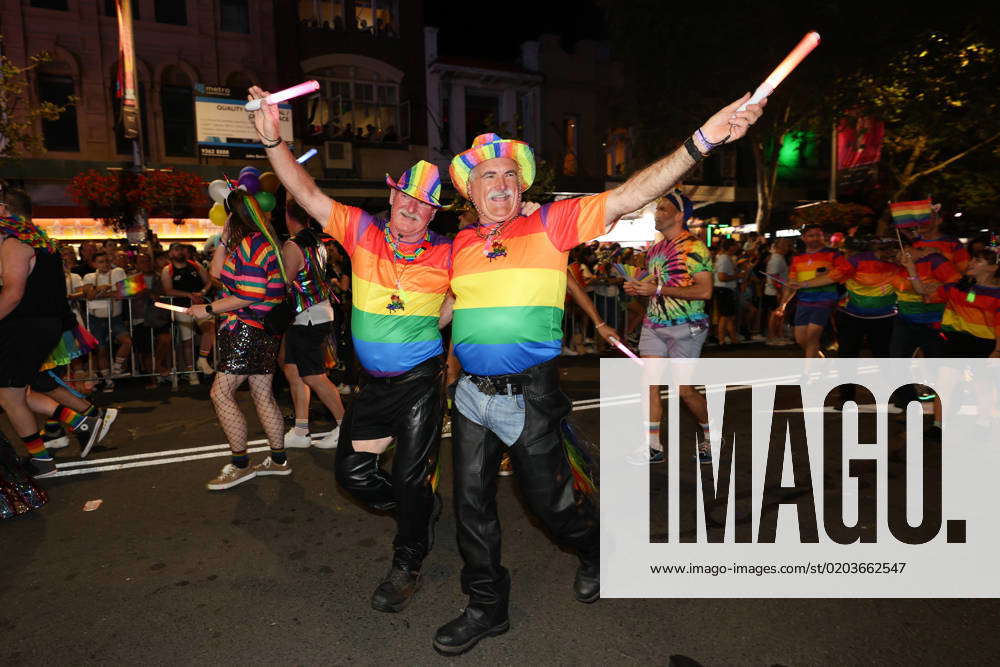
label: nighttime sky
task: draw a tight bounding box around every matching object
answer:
[425,0,607,61]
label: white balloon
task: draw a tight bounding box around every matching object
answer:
[208,179,230,204]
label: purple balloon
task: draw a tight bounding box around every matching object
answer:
[238,171,260,194]
[239,165,262,178]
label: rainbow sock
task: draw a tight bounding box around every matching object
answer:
[646,420,661,449]
[231,451,249,468]
[44,419,61,433]
[199,350,211,360]
[270,448,287,465]
[23,433,51,460]
[53,405,86,430]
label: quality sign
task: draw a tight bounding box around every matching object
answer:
[599,358,1000,597]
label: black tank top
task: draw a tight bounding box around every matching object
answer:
[5,247,68,320]
[168,261,205,307]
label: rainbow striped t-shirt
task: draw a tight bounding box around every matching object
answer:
[890,253,961,325]
[934,283,1000,341]
[219,232,285,331]
[914,235,969,272]
[324,201,451,376]
[643,231,713,328]
[451,194,608,376]
[837,251,899,318]
[788,248,850,306]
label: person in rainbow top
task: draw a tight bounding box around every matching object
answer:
[437,93,764,655]
[779,224,850,358]
[909,201,969,273]
[248,85,452,615]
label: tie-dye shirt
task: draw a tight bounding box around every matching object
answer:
[324,202,451,376]
[788,248,850,305]
[914,235,969,273]
[451,194,608,376]
[890,253,961,325]
[643,231,713,328]
[933,282,1000,341]
[219,232,286,331]
[836,251,898,318]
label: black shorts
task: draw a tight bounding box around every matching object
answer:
[762,294,779,312]
[713,287,738,317]
[940,330,996,358]
[284,321,333,377]
[351,356,443,440]
[0,317,63,388]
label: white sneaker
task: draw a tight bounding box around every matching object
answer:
[111,361,127,378]
[197,357,215,375]
[206,463,256,490]
[313,426,340,449]
[102,378,115,393]
[97,408,118,444]
[186,372,200,385]
[338,383,352,395]
[284,428,312,448]
[562,346,579,356]
[253,456,292,476]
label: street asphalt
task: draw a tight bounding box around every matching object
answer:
[2,345,998,665]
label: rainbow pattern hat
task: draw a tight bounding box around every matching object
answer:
[385,160,442,208]
[449,133,536,200]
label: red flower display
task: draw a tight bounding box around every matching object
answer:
[68,169,205,230]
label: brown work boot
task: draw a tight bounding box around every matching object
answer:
[370,566,421,613]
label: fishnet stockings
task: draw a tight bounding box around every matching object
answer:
[210,373,285,452]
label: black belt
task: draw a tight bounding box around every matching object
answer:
[362,355,443,385]
[464,371,530,396]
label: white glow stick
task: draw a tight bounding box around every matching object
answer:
[609,337,645,366]
[154,301,187,313]
[296,148,318,164]
[737,32,821,111]
[245,80,320,111]
[757,270,791,287]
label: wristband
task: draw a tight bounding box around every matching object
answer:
[596,321,608,328]
[260,136,283,149]
[683,136,706,163]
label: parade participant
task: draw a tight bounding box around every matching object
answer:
[161,241,215,382]
[623,190,714,465]
[83,251,133,391]
[889,236,961,361]
[279,198,345,450]
[911,203,969,273]
[764,237,793,345]
[779,224,849,358]
[189,190,288,490]
[712,237,744,345]
[249,84,452,615]
[437,91,763,655]
[0,187,74,477]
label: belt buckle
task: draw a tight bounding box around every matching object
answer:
[471,375,497,396]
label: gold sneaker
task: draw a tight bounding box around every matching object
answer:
[252,456,292,476]
[206,463,256,491]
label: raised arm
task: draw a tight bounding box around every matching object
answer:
[248,86,333,226]
[604,94,764,228]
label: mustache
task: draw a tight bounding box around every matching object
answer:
[489,189,514,201]
[398,209,419,220]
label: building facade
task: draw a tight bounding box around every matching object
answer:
[1,0,280,219]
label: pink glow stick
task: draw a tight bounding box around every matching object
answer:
[245,80,320,111]
[757,270,791,287]
[737,31,820,111]
[609,337,645,366]
[154,301,188,313]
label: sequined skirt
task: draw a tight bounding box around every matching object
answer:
[217,320,279,375]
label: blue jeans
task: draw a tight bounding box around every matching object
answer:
[454,375,525,446]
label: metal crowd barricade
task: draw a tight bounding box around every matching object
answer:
[562,285,628,355]
[71,294,218,391]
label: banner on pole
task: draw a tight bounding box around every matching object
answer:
[115,0,140,140]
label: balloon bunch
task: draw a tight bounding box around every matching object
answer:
[206,166,281,226]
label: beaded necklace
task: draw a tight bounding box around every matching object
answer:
[0,214,58,254]
[383,224,430,311]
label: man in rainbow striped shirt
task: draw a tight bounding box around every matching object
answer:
[250,87,453,615]
[435,94,765,655]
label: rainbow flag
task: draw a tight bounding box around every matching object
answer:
[610,263,649,282]
[890,200,932,228]
[116,273,149,297]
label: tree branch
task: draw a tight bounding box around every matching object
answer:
[907,130,1000,182]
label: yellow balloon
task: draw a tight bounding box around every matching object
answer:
[259,172,280,194]
[209,202,227,226]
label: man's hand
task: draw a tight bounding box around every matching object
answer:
[520,201,541,217]
[595,322,621,345]
[247,86,282,143]
[699,94,766,145]
[623,280,656,297]
[187,304,209,319]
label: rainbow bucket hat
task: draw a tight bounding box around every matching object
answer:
[449,133,536,200]
[385,160,442,208]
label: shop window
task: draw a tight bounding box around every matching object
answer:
[299,0,345,29]
[38,73,79,152]
[155,0,186,25]
[104,0,139,19]
[220,0,250,33]
[31,0,68,9]
[161,68,194,156]
[309,67,405,142]
[354,0,397,36]
[563,115,579,176]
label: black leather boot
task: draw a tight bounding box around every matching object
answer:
[432,606,510,656]
[574,558,600,603]
[370,565,421,613]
